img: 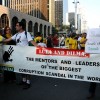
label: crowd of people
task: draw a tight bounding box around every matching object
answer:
[0,21,97,99]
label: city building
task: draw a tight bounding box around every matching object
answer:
[40,0,55,26]
[2,0,42,18]
[49,0,55,26]
[0,5,52,37]
[1,0,55,26]
[65,13,70,25]
[0,0,2,5]
[68,12,75,25]
[55,0,63,31]
[63,0,68,25]
[67,0,88,33]
[68,11,88,33]
[78,6,88,33]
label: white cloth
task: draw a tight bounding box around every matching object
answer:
[60,37,65,45]
[38,43,47,47]
[78,37,82,49]
[11,31,32,46]
[78,37,82,41]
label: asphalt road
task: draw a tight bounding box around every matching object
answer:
[0,75,100,100]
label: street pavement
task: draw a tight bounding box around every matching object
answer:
[0,75,100,100]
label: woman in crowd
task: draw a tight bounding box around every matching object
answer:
[0,29,5,42]
[3,26,16,83]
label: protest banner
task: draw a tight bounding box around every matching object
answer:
[85,28,100,53]
[0,45,100,83]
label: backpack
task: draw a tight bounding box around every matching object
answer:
[24,31,34,46]
[15,31,33,46]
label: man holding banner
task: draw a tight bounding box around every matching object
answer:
[2,21,37,89]
[85,28,100,99]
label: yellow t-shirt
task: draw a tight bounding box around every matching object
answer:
[0,35,4,42]
[43,38,47,44]
[69,38,77,49]
[65,37,70,48]
[80,37,86,48]
[35,36,42,43]
[6,33,12,39]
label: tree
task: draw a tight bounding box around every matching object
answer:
[52,26,58,33]
[62,25,70,32]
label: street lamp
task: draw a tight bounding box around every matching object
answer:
[72,0,79,30]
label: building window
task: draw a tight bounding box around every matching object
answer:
[12,16,18,35]
[28,21,33,32]
[1,14,9,28]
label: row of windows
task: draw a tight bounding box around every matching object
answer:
[4,0,52,21]
[0,14,51,37]
[4,0,41,18]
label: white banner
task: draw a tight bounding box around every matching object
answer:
[85,28,100,53]
[87,28,100,39]
[0,45,100,83]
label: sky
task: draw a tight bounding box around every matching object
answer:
[64,0,100,28]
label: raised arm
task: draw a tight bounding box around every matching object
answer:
[3,38,12,43]
[30,40,37,46]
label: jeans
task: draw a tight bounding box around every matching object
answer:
[89,82,97,94]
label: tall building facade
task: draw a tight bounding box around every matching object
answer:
[55,0,63,30]
[63,0,68,25]
[68,12,75,25]
[1,0,55,26]
[49,0,55,26]
[68,11,88,33]
[40,0,55,26]
[78,6,88,32]
[2,0,40,18]
[0,0,2,5]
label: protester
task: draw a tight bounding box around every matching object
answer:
[85,32,96,100]
[69,32,78,49]
[59,34,65,47]
[38,38,47,47]
[77,34,82,50]
[52,33,59,47]
[47,34,53,48]
[0,30,4,79]
[77,32,96,99]
[65,34,70,49]
[34,32,43,43]
[43,37,47,44]
[0,29,4,42]
[79,33,87,50]
[2,22,37,89]
[87,82,97,99]
[3,26,16,83]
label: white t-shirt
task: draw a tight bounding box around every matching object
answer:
[60,37,65,45]
[38,43,47,47]
[11,31,32,46]
[78,37,82,41]
[78,37,82,49]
